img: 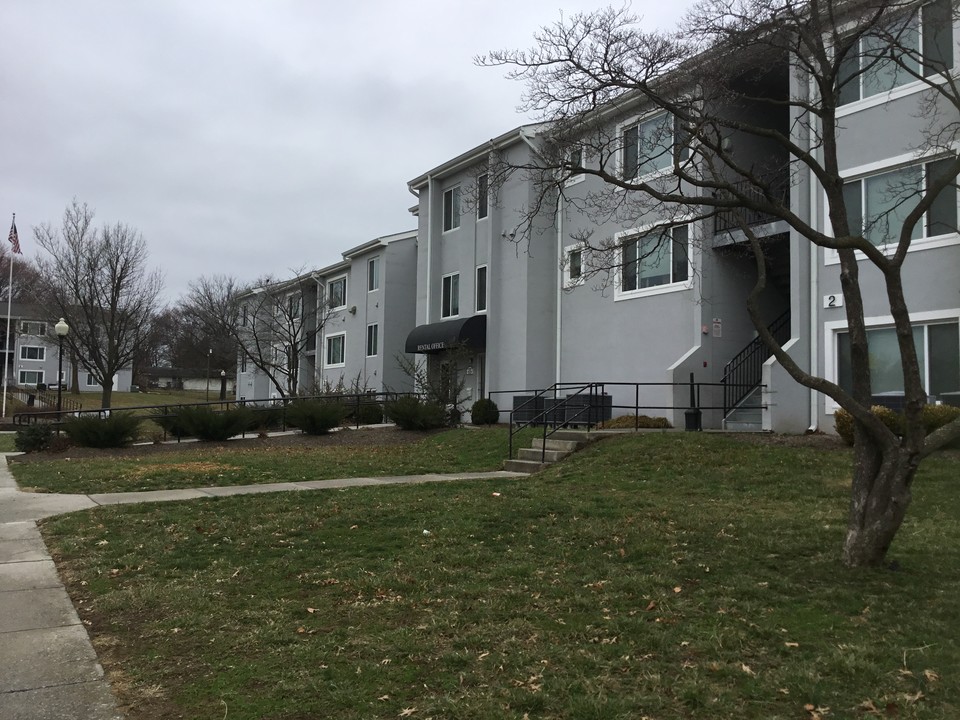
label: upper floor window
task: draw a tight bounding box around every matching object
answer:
[368,256,380,292]
[326,334,345,367]
[475,265,487,312]
[20,346,45,361]
[843,157,957,246]
[19,322,46,336]
[287,293,301,319]
[328,276,347,309]
[443,186,461,232]
[477,174,489,220]
[564,147,585,186]
[838,0,953,105]
[619,225,689,294]
[241,305,248,327]
[622,113,689,180]
[366,323,379,357]
[564,245,585,288]
[441,272,460,318]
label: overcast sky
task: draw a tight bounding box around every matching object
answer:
[1,1,694,302]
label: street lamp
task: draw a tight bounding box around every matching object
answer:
[54,318,69,416]
[205,348,212,401]
[219,369,227,401]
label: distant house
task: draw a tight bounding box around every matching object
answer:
[145,367,236,394]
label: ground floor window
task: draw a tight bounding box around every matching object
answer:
[19,370,43,385]
[326,334,345,367]
[836,320,959,398]
[366,324,378,357]
[86,373,98,387]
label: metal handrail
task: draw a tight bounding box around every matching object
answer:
[721,310,791,416]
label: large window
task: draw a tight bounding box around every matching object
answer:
[477,174,488,220]
[368,257,380,291]
[443,186,461,232]
[622,113,689,180]
[475,265,487,312]
[366,323,379,357]
[838,0,953,106]
[20,346,45,361]
[326,334,345,366]
[328,276,347,309]
[19,370,43,385]
[837,321,959,399]
[441,272,460,318]
[843,158,957,246]
[619,226,689,294]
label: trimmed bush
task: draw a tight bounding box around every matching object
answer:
[154,411,193,440]
[156,406,253,442]
[470,398,500,425]
[833,404,959,446]
[384,396,448,431]
[355,402,385,425]
[248,406,285,432]
[597,414,672,430]
[62,412,141,448]
[15,424,54,453]
[285,400,345,435]
[922,403,960,435]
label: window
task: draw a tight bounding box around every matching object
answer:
[443,186,461,232]
[325,334,345,366]
[328,276,347,309]
[477,174,488,220]
[564,246,585,287]
[836,321,959,398]
[241,305,248,327]
[19,370,43,385]
[565,147,585,185]
[475,265,487,312]
[619,226,690,294]
[288,293,301,319]
[20,346,45,361]
[622,113,689,180]
[843,158,957,246]
[240,355,247,373]
[368,257,380,291]
[441,273,460,318]
[19,322,46,336]
[838,0,953,105]
[366,323,379,357]
[85,373,98,387]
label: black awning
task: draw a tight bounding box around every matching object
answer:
[405,315,487,354]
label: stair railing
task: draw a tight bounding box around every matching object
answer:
[508,382,602,461]
[721,310,790,417]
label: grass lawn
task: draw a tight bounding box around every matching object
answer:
[10,427,529,494]
[40,433,960,719]
[105,389,213,408]
[0,432,16,452]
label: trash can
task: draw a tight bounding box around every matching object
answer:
[27,394,36,407]
[684,407,702,431]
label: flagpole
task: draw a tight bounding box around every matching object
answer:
[2,214,16,420]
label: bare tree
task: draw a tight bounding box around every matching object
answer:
[185,272,337,399]
[0,245,42,302]
[33,200,164,409]
[479,0,960,567]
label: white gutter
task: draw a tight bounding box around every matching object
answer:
[808,72,820,432]
[555,187,563,385]
[426,174,433,324]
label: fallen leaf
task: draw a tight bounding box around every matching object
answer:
[377,695,390,702]
[350,524,359,530]
[923,669,940,682]
[904,691,924,705]
[741,663,756,676]
[296,626,306,634]
[777,688,790,695]
[399,708,417,717]
[306,607,317,614]
[645,600,657,611]
[857,698,881,715]
[673,586,682,593]
[784,641,799,648]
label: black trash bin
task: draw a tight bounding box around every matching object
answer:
[27,394,35,407]
[684,407,702,431]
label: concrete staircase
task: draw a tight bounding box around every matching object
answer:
[722,386,763,432]
[504,430,597,474]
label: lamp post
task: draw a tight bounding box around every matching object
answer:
[219,369,227,402]
[205,348,212,401]
[54,318,69,416]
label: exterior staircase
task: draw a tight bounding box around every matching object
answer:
[722,386,763,432]
[504,430,597,474]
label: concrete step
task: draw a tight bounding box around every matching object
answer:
[504,459,547,474]
[530,438,582,452]
[548,429,600,442]
[723,419,763,432]
[518,447,569,463]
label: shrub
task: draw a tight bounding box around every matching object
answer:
[249,406,285,432]
[922,403,960,435]
[470,398,500,425]
[154,410,193,440]
[597,414,672,430]
[62,412,141,448]
[285,400,345,435]
[14,424,54,453]
[355,402,385,425]
[833,404,957,446]
[156,406,252,442]
[384,396,448,431]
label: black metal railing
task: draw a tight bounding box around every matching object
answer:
[713,178,789,234]
[5,386,83,416]
[721,310,791,417]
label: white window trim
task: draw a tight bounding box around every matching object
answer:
[324,332,346,368]
[825,149,960,264]
[366,323,379,357]
[19,345,46,361]
[367,256,380,293]
[563,147,586,187]
[442,185,461,234]
[475,265,488,313]
[19,370,44,385]
[563,243,586,288]
[615,109,679,185]
[328,275,348,310]
[613,222,695,301]
[822,307,960,413]
[85,373,98,387]
[441,271,460,319]
[477,174,489,221]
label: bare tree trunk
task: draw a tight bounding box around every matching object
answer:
[842,432,917,567]
[101,383,113,410]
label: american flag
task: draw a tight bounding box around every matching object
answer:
[8,215,21,255]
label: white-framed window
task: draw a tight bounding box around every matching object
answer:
[366,323,379,357]
[19,322,46,336]
[564,147,585,186]
[825,311,959,408]
[85,373,98,387]
[616,225,691,299]
[443,186,461,232]
[563,244,585,288]
[477,174,489,220]
[287,292,301,319]
[441,272,460,318]
[325,333,345,367]
[20,346,45,361]
[328,276,347,309]
[241,304,248,327]
[621,112,689,180]
[19,370,44,385]
[475,265,487,313]
[839,156,957,248]
[368,256,380,292]
[240,355,247,373]
[837,0,953,108]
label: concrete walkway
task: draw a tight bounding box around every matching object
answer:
[0,455,524,719]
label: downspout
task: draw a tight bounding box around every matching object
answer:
[807,72,820,432]
[314,275,324,389]
[426,175,433,324]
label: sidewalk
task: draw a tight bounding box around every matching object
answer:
[0,455,524,719]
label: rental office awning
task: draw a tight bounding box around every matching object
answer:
[404,315,487,354]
